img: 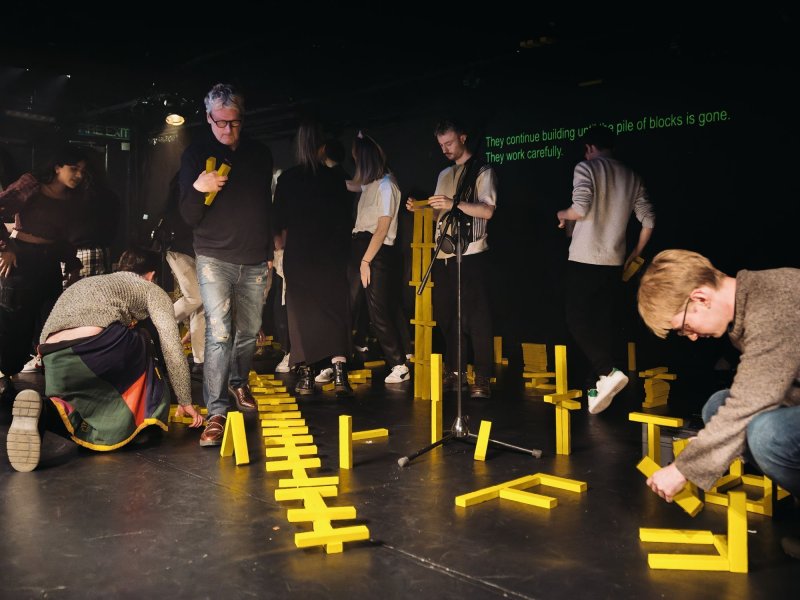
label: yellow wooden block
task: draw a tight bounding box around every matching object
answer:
[648,553,730,571]
[639,367,669,377]
[263,426,310,437]
[264,434,314,445]
[363,360,385,368]
[637,456,703,517]
[727,490,748,572]
[499,488,557,509]
[322,382,335,392]
[295,525,370,549]
[627,342,636,372]
[642,400,669,409]
[256,396,295,405]
[339,415,353,470]
[266,457,321,472]
[523,370,556,379]
[543,391,582,406]
[455,475,541,507]
[279,475,340,488]
[265,445,318,458]
[259,411,302,421]
[275,486,339,501]
[493,336,502,364]
[641,491,748,572]
[622,255,644,282]
[431,353,443,442]
[219,411,249,465]
[640,528,715,544]
[473,420,491,462]
[431,353,442,402]
[628,412,684,428]
[535,473,588,493]
[259,404,299,413]
[352,428,389,441]
[261,418,306,427]
[287,506,357,522]
[456,472,587,509]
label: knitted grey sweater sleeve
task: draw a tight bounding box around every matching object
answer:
[675,269,800,489]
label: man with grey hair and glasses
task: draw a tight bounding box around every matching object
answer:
[179,83,273,447]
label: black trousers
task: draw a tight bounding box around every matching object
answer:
[564,260,622,386]
[0,241,63,376]
[431,251,493,378]
[348,235,410,367]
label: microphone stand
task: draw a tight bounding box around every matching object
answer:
[398,196,542,467]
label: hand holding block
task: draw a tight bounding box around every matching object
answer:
[637,456,703,517]
[204,161,231,206]
[622,256,645,282]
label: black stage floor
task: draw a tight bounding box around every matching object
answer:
[2,353,799,600]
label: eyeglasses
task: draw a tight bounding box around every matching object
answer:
[208,114,242,129]
[675,297,692,336]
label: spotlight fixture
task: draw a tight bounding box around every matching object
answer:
[165,113,185,126]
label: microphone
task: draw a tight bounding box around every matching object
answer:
[397,456,410,468]
[204,159,231,206]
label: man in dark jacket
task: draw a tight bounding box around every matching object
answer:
[179,83,273,446]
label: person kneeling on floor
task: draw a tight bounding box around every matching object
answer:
[637,249,800,560]
[6,247,203,472]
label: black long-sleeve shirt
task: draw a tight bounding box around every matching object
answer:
[178,132,273,264]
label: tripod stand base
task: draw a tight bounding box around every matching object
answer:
[397,423,542,467]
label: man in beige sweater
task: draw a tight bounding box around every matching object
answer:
[638,249,800,558]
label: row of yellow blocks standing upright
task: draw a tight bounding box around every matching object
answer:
[256,372,370,553]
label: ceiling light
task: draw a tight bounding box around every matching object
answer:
[165,113,185,126]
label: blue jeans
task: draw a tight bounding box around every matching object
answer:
[196,255,268,416]
[703,389,800,496]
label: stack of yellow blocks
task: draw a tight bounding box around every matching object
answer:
[522,343,556,391]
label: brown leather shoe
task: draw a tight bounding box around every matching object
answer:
[469,375,491,399]
[228,384,257,412]
[199,414,226,447]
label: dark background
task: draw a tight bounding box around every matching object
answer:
[1,11,794,405]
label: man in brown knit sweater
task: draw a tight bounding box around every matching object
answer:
[637,249,800,558]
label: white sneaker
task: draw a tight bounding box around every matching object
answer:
[385,364,410,383]
[7,389,42,472]
[315,367,334,383]
[21,355,43,374]
[588,368,629,414]
[275,352,291,373]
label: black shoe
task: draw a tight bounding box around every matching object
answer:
[0,376,17,404]
[294,365,315,396]
[333,361,353,398]
[442,371,468,392]
[469,375,491,399]
[191,363,204,375]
